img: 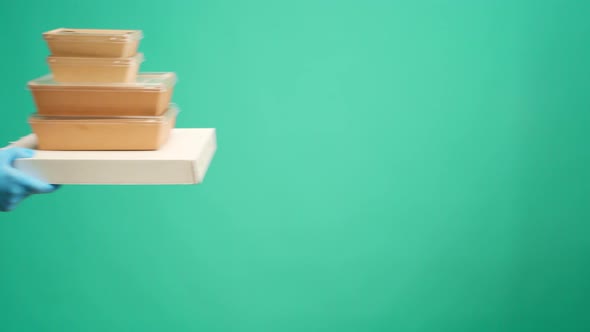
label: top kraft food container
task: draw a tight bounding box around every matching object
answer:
[28,72,176,117]
[43,28,143,58]
[47,53,143,83]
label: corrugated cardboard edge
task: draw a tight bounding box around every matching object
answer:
[194,129,218,183]
[3,134,37,150]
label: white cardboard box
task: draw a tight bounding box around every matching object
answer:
[2,128,217,185]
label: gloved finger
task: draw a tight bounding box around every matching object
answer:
[0,148,35,166]
[11,170,59,194]
[0,203,15,212]
[0,193,28,212]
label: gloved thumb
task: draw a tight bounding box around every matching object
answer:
[0,148,35,166]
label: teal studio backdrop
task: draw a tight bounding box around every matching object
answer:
[1,1,589,331]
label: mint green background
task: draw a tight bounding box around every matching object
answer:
[1,1,589,331]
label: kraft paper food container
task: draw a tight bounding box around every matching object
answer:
[47,53,143,83]
[43,28,143,58]
[28,72,176,117]
[28,105,179,151]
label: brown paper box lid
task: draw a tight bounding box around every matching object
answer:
[28,72,176,92]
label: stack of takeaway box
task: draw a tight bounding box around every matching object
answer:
[5,28,217,185]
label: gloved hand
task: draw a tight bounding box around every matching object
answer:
[0,148,59,212]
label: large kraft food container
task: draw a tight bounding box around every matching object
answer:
[43,28,143,58]
[28,72,176,117]
[48,53,143,83]
[29,105,179,151]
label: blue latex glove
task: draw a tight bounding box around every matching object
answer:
[0,148,59,212]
